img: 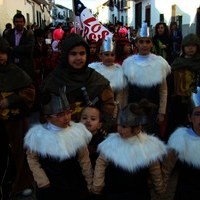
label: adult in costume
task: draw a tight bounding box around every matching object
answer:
[0,37,35,198]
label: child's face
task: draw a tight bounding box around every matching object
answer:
[90,44,97,55]
[188,106,200,135]
[0,52,8,65]
[132,30,137,37]
[47,110,72,128]
[100,51,115,66]
[183,45,197,58]
[68,45,87,69]
[136,38,153,56]
[157,24,165,35]
[123,44,132,55]
[117,125,141,138]
[80,107,102,134]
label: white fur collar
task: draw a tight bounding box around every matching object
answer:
[122,54,171,86]
[168,127,200,168]
[24,122,92,160]
[98,132,167,172]
[89,62,127,91]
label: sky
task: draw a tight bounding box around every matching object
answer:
[55,0,107,10]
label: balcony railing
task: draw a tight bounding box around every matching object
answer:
[33,0,49,6]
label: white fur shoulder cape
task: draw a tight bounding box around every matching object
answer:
[24,122,92,161]
[168,127,200,168]
[89,62,127,91]
[98,132,167,172]
[122,54,171,86]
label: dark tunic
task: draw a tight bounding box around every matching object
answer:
[39,154,88,200]
[174,161,200,200]
[0,63,35,196]
[104,162,150,200]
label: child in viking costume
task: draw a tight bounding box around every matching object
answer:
[122,22,171,139]
[162,91,200,200]
[24,87,93,200]
[41,33,115,133]
[89,36,127,130]
[92,99,167,200]
[0,36,35,198]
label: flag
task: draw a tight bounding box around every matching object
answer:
[73,0,113,41]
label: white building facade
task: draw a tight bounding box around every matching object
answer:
[51,4,73,27]
[0,0,53,34]
[96,0,200,36]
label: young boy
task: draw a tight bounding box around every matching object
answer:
[80,105,107,169]
[89,36,127,125]
[24,88,93,200]
[169,33,200,132]
[92,99,167,200]
[41,33,115,133]
[162,92,200,200]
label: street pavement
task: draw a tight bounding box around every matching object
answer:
[14,170,178,200]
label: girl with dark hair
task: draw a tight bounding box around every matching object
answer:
[152,22,170,62]
[92,99,167,200]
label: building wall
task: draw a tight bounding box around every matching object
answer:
[96,0,199,36]
[97,5,110,24]
[131,0,199,36]
[0,0,52,34]
[52,5,73,26]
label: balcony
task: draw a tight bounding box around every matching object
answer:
[33,0,49,6]
[123,0,130,9]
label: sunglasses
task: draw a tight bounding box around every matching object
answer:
[138,39,152,44]
[50,109,73,118]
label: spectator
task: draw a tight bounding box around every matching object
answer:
[4,13,35,80]
[169,21,183,64]
[2,23,12,38]
[130,29,138,54]
[152,22,170,62]
[115,37,132,65]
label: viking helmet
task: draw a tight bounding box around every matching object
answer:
[100,36,114,52]
[41,86,70,115]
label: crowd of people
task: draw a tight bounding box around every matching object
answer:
[1,12,200,200]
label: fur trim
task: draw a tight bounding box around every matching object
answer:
[24,122,92,160]
[89,62,127,91]
[122,54,171,86]
[98,132,167,172]
[168,127,200,168]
